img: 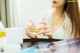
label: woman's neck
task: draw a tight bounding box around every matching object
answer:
[52,7,65,19]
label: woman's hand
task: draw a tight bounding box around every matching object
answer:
[25,21,38,38]
[38,21,53,39]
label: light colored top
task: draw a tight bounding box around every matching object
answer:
[40,9,72,39]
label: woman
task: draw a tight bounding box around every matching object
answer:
[26,0,80,39]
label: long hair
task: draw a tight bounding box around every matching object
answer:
[64,0,80,38]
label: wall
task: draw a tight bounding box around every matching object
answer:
[19,0,51,27]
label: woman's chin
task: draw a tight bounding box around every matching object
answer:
[52,5,63,8]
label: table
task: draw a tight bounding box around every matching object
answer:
[23,39,62,43]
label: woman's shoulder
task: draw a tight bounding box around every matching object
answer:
[63,13,72,38]
[64,12,71,25]
[64,17,72,31]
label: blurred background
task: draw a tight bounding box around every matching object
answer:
[0,0,52,28]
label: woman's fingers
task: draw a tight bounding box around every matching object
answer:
[25,21,40,38]
[43,29,51,33]
[25,25,37,38]
[27,29,38,38]
[25,21,53,38]
[28,32,37,38]
[41,29,53,39]
[44,32,52,36]
[37,29,45,35]
[30,20,36,28]
[27,20,36,30]
[39,21,47,26]
[37,29,52,36]
[25,27,31,37]
[27,23,35,30]
[39,26,49,30]
[38,23,49,30]
[44,31,52,36]
[26,27,31,33]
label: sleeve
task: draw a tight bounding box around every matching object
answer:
[63,18,72,38]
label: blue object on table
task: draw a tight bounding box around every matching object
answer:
[19,47,40,53]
